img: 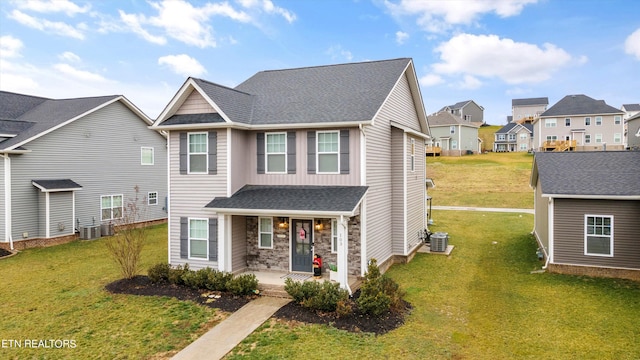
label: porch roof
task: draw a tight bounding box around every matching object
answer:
[205,185,368,216]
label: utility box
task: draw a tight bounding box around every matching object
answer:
[431,232,449,252]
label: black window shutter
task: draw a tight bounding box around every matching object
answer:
[179,132,187,175]
[340,129,349,174]
[209,218,218,261]
[180,217,188,258]
[208,131,217,175]
[287,131,296,174]
[257,132,265,174]
[307,131,316,174]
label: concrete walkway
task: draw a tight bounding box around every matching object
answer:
[172,296,291,360]
[432,205,534,214]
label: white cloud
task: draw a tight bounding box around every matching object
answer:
[9,10,85,39]
[326,45,353,61]
[432,33,572,84]
[58,51,81,62]
[396,31,409,45]
[385,0,538,33]
[238,0,297,23]
[158,54,207,77]
[118,10,167,45]
[0,35,24,58]
[419,73,444,86]
[624,28,640,60]
[13,0,90,16]
[53,63,108,82]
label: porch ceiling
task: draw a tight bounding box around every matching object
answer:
[205,185,368,216]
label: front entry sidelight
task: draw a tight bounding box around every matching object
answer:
[291,219,313,272]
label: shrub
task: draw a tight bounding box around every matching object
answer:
[167,264,189,286]
[356,258,405,316]
[204,269,233,292]
[227,274,258,296]
[147,263,171,283]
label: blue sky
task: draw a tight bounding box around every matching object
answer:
[1,0,638,124]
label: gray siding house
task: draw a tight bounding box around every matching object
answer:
[533,95,625,151]
[0,91,167,250]
[151,58,430,291]
[530,151,640,280]
[427,111,480,155]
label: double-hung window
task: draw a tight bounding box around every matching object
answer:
[266,133,286,173]
[585,215,613,256]
[188,133,207,173]
[141,147,154,165]
[189,218,208,259]
[317,131,339,173]
[101,195,123,221]
[595,116,602,126]
[259,217,273,248]
[545,119,557,128]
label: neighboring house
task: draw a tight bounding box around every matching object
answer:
[530,151,640,280]
[493,122,533,152]
[533,95,625,152]
[427,111,480,155]
[151,58,430,291]
[511,97,548,123]
[621,103,640,120]
[627,112,640,150]
[439,100,484,125]
[0,91,167,250]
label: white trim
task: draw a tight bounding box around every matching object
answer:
[187,131,208,174]
[316,130,340,174]
[188,217,209,260]
[258,216,274,249]
[584,214,614,257]
[265,132,287,174]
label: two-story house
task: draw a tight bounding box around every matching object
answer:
[533,95,625,152]
[511,97,548,124]
[439,100,484,126]
[0,91,167,250]
[151,58,430,291]
[427,111,480,155]
[493,122,533,152]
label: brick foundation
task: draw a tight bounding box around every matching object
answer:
[549,264,640,282]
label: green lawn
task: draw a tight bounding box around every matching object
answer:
[426,152,534,208]
[227,211,640,359]
[0,224,217,360]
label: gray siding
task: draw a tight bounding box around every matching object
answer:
[391,127,404,255]
[533,182,549,255]
[245,128,360,186]
[406,134,425,253]
[9,101,167,241]
[553,199,640,269]
[168,129,227,268]
[366,72,424,265]
[231,215,247,273]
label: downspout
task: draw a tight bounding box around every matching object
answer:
[2,154,13,250]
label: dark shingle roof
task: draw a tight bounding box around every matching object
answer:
[32,179,83,191]
[533,152,640,197]
[0,92,120,150]
[231,58,411,125]
[163,113,225,125]
[206,185,368,213]
[512,97,549,106]
[541,95,622,117]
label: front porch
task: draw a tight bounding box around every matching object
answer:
[245,270,363,298]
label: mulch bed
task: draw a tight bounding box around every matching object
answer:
[105,276,411,335]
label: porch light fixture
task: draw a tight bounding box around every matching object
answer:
[278,217,289,229]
